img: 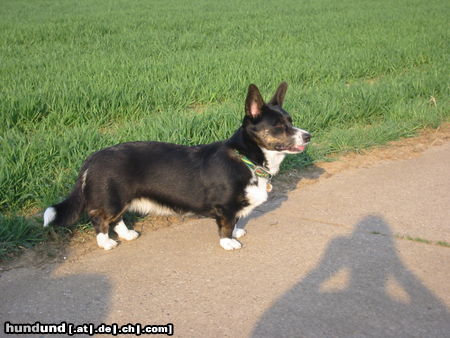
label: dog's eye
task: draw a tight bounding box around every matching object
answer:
[272,124,287,134]
[272,127,283,135]
[272,120,285,128]
[274,124,284,130]
[271,120,280,127]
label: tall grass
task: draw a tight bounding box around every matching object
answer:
[0,0,448,257]
[0,215,44,258]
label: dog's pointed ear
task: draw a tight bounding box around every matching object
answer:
[245,84,265,118]
[269,82,288,107]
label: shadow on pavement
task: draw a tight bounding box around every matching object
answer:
[0,268,111,333]
[251,215,450,337]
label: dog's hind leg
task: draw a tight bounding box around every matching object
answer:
[89,210,119,250]
[114,219,139,241]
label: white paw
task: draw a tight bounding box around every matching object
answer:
[97,233,118,250]
[120,229,139,241]
[233,228,247,239]
[220,238,242,250]
[114,221,139,241]
[100,238,118,250]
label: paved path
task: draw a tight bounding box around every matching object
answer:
[1,142,450,337]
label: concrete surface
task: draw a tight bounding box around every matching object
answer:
[1,142,450,337]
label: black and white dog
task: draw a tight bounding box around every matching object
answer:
[43,82,311,251]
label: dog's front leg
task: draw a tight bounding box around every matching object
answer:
[215,213,242,250]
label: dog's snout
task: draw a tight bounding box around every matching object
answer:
[302,132,311,143]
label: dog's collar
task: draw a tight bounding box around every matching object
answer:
[234,150,272,179]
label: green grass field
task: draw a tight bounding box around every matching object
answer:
[1,0,449,259]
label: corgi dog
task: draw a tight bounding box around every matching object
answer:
[43,82,311,250]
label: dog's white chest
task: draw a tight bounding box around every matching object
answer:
[237,177,269,218]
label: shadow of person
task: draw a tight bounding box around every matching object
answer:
[238,153,324,229]
[252,215,450,337]
[0,265,111,333]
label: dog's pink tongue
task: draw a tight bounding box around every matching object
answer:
[295,145,305,152]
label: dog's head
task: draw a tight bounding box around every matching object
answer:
[243,82,311,154]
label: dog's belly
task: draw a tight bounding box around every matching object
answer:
[128,177,269,219]
[237,177,269,218]
[128,198,177,216]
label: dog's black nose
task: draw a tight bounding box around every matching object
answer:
[302,133,311,143]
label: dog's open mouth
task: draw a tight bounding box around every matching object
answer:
[288,145,306,153]
[275,144,308,153]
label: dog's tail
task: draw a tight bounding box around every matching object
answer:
[43,169,87,227]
